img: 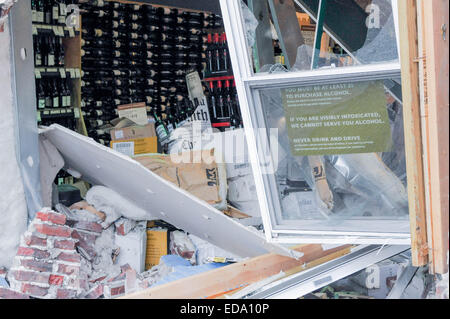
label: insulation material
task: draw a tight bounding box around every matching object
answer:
[0,19,28,268]
[85,186,158,228]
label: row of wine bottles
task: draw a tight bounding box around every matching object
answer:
[207,80,243,131]
[77,0,221,148]
[33,35,65,67]
[31,0,76,25]
[36,78,72,110]
[205,33,232,76]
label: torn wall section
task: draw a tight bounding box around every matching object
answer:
[0,18,28,268]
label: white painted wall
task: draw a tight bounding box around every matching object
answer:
[0,19,28,268]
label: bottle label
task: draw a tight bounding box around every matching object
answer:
[32,10,37,22]
[38,99,46,109]
[65,95,71,107]
[95,29,103,37]
[156,125,169,144]
[59,3,67,16]
[48,54,55,66]
[37,12,44,23]
[99,10,105,17]
[53,97,59,108]
[35,54,42,66]
[53,6,59,20]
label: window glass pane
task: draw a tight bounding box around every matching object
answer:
[252,78,408,233]
[241,0,399,74]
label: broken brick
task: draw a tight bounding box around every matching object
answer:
[11,270,50,284]
[21,283,48,297]
[71,229,98,244]
[17,247,50,259]
[57,263,80,276]
[49,274,65,286]
[36,211,67,225]
[66,220,102,233]
[89,275,107,284]
[20,259,53,272]
[35,223,72,238]
[56,288,78,299]
[24,235,47,247]
[0,287,30,299]
[57,252,81,263]
[84,284,104,299]
[71,230,97,260]
[110,285,125,297]
[115,218,137,236]
[54,239,76,250]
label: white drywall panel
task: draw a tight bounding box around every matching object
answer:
[41,124,302,260]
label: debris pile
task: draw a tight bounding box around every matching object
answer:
[0,196,234,299]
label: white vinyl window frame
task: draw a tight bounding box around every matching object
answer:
[219,0,411,245]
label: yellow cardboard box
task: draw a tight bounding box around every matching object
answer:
[111,137,157,156]
[145,228,168,270]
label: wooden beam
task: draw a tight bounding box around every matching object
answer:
[397,0,428,266]
[121,244,352,299]
[421,0,449,274]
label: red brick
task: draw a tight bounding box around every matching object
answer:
[54,239,76,250]
[110,285,125,297]
[56,288,78,299]
[57,263,80,276]
[0,287,30,299]
[21,284,48,297]
[36,211,66,225]
[12,270,50,283]
[84,284,104,299]
[57,252,81,263]
[20,259,53,272]
[35,223,72,238]
[71,230,98,244]
[24,235,47,247]
[66,277,89,291]
[49,274,65,286]
[90,275,107,284]
[71,230,97,260]
[66,220,102,233]
[17,247,50,259]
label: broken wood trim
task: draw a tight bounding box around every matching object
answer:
[421,0,449,275]
[397,0,428,267]
[120,244,352,299]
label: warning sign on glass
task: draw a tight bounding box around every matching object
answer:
[281,80,392,156]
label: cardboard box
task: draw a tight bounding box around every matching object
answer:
[110,124,156,141]
[110,118,157,157]
[117,102,148,126]
[111,137,157,157]
[145,228,168,270]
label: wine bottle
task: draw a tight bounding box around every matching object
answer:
[31,0,37,23]
[36,80,46,109]
[52,0,60,25]
[34,36,42,67]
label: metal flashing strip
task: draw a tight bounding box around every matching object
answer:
[246,244,410,299]
[9,0,42,218]
[41,124,303,260]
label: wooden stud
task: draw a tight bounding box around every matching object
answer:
[120,244,352,299]
[421,0,449,274]
[397,0,428,266]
